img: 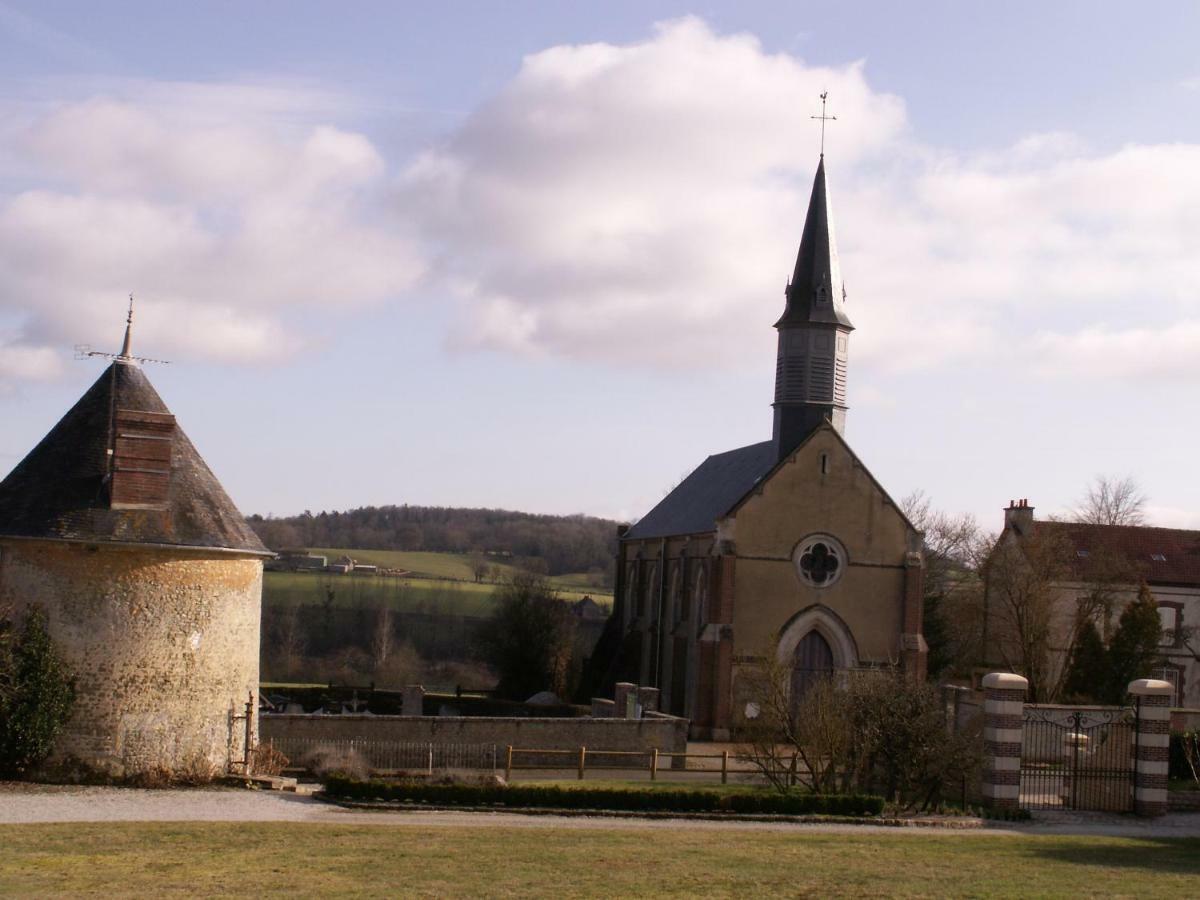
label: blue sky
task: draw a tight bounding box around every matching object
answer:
[2,1,1199,530]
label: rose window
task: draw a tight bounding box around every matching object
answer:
[794,536,846,588]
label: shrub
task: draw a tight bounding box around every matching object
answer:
[0,606,75,777]
[303,745,371,780]
[322,776,884,817]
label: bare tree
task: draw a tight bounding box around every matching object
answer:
[370,604,395,672]
[901,491,993,677]
[1073,475,1147,526]
[984,529,1072,702]
[737,649,850,794]
[984,530,1133,702]
[469,555,490,583]
[738,653,981,807]
[270,607,307,680]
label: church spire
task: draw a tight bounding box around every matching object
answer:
[775,157,853,330]
[771,152,855,461]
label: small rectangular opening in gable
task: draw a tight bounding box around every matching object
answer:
[110,408,175,509]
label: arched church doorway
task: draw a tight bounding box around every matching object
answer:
[790,630,834,710]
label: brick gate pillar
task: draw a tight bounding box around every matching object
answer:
[981,672,1028,810]
[1129,678,1173,818]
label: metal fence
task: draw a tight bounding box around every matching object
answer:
[267,737,498,774]
[1019,706,1135,811]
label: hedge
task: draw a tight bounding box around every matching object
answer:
[323,776,884,816]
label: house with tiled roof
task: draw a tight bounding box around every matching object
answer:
[984,500,1199,707]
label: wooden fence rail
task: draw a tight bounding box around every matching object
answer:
[504,746,733,784]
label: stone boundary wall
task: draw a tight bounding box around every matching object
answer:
[260,713,688,767]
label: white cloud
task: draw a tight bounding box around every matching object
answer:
[4,17,1200,390]
[400,17,908,368]
[1033,321,1200,381]
[399,19,1200,376]
[0,81,422,377]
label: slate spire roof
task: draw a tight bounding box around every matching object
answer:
[775,156,854,330]
[0,357,269,556]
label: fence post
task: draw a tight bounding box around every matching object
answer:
[721,750,729,785]
[1129,679,1173,817]
[650,748,659,781]
[578,746,586,781]
[505,745,513,782]
[428,743,433,776]
[981,672,1028,810]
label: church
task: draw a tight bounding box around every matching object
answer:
[594,154,927,740]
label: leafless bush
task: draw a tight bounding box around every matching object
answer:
[739,652,981,810]
[303,744,371,781]
[253,743,290,777]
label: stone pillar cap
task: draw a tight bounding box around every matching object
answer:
[982,672,1028,690]
[1127,678,1174,696]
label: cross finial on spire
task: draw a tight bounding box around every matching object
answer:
[811,91,837,156]
[120,294,134,358]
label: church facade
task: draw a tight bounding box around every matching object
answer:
[600,157,926,739]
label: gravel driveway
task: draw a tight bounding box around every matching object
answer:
[1,783,1198,837]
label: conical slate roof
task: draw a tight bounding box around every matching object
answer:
[0,361,269,555]
[776,157,854,329]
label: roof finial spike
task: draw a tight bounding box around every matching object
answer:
[810,91,837,157]
[120,294,134,359]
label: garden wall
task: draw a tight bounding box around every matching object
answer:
[260,711,688,767]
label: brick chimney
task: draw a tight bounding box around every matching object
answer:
[1004,498,1035,536]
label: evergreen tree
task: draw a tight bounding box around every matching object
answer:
[480,573,578,701]
[1062,620,1108,702]
[0,606,75,776]
[1104,583,1163,703]
[922,592,953,679]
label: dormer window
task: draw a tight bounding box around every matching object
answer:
[1150,553,1167,562]
[110,408,175,509]
[1075,549,1089,558]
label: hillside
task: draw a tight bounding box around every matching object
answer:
[247,504,619,584]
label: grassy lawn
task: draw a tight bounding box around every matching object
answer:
[0,823,1196,897]
[312,548,612,601]
[312,548,507,580]
[264,570,609,615]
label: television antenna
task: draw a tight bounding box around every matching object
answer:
[74,295,171,365]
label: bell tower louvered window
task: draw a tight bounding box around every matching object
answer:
[110,408,175,509]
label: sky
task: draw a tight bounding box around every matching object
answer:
[1,1,1199,531]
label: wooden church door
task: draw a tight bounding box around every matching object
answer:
[791,630,835,711]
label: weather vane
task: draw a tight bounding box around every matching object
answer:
[74,294,171,365]
[811,91,837,156]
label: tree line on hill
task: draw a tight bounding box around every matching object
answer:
[247,505,620,583]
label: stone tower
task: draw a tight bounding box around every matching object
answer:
[772,155,854,461]
[0,313,270,780]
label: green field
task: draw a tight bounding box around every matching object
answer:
[1,823,1196,897]
[264,559,611,617]
[310,548,610,595]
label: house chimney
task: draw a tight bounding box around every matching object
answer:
[1004,498,1035,536]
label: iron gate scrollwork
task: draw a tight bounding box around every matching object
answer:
[1019,706,1135,811]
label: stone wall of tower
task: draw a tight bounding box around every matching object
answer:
[0,538,262,780]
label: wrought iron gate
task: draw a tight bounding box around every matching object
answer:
[1019,706,1135,811]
